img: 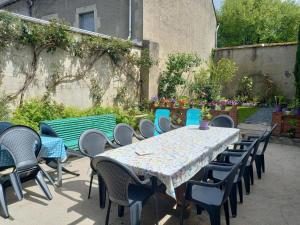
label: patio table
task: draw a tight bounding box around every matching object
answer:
[0,136,67,187]
[100,125,240,199]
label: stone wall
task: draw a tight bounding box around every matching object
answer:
[215,43,298,100]
[0,15,142,109]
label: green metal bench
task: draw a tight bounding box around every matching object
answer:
[39,114,116,155]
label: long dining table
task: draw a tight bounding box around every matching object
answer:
[100,125,240,201]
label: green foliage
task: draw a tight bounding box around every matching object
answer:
[237,76,253,101]
[237,106,258,123]
[295,25,300,99]
[11,99,153,131]
[0,11,22,50]
[158,53,201,98]
[189,58,237,101]
[0,95,10,120]
[218,0,300,47]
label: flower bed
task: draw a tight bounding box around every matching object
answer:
[272,112,300,138]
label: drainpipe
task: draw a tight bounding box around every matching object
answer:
[26,0,34,17]
[128,0,132,40]
[215,24,220,48]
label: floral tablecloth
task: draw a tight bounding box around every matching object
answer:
[100,125,240,198]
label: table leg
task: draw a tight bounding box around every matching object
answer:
[175,183,192,218]
[57,158,62,187]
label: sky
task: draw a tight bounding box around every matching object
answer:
[214,0,300,10]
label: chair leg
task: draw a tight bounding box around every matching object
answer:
[180,197,186,225]
[9,173,23,201]
[98,175,106,208]
[196,204,203,215]
[118,205,125,217]
[105,200,111,225]
[130,201,142,225]
[224,200,230,225]
[208,206,221,225]
[250,164,254,185]
[40,167,56,187]
[255,158,262,179]
[243,167,251,194]
[0,184,9,218]
[35,171,53,200]
[237,180,243,203]
[229,183,237,217]
[88,175,94,199]
[261,155,265,173]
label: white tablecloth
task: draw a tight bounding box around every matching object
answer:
[101,126,240,198]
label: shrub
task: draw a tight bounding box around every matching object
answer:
[10,98,153,130]
[158,53,201,98]
[236,76,253,101]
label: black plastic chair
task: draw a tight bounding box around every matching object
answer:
[180,163,239,225]
[0,126,53,202]
[113,123,144,146]
[138,119,156,139]
[209,115,234,128]
[92,156,158,225]
[78,129,118,203]
[158,117,179,133]
[211,140,258,217]
[0,122,14,134]
[246,124,277,177]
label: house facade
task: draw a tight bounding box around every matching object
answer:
[0,0,217,98]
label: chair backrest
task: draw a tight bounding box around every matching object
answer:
[186,108,202,126]
[79,129,109,158]
[92,156,142,206]
[139,119,155,139]
[249,131,267,164]
[222,164,239,204]
[0,126,41,171]
[261,124,277,155]
[210,115,234,128]
[158,117,171,133]
[154,109,170,135]
[0,122,14,135]
[114,123,135,146]
[238,139,258,179]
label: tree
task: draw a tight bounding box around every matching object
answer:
[218,0,300,47]
[295,25,300,99]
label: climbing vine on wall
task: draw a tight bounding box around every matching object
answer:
[0,11,152,107]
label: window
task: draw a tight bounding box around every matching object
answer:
[79,11,95,32]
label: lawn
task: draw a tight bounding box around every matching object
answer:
[237,106,258,123]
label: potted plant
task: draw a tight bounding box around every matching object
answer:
[189,99,195,108]
[178,99,186,108]
[150,96,159,108]
[159,97,167,107]
[170,98,176,108]
[274,96,285,112]
[219,100,227,110]
[289,98,300,115]
[200,107,212,130]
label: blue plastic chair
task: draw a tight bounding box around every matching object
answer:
[154,109,171,135]
[186,108,202,126]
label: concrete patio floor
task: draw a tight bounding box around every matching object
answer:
[1,142,300,225]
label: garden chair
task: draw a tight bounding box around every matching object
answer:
[92,156,158,225]
[210,115,234,128]
[113,123,144,146]
[158,117,179,133]
[186,108,202,126]
[0,126,52,201]
[154,109,170,135]
[226,132,266,194]
[0,122,14,134]
[246,124,277,178]
[78,129,118,205]
[138,119,156,139]
[180,163,239,225]
[210,140,257,217]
